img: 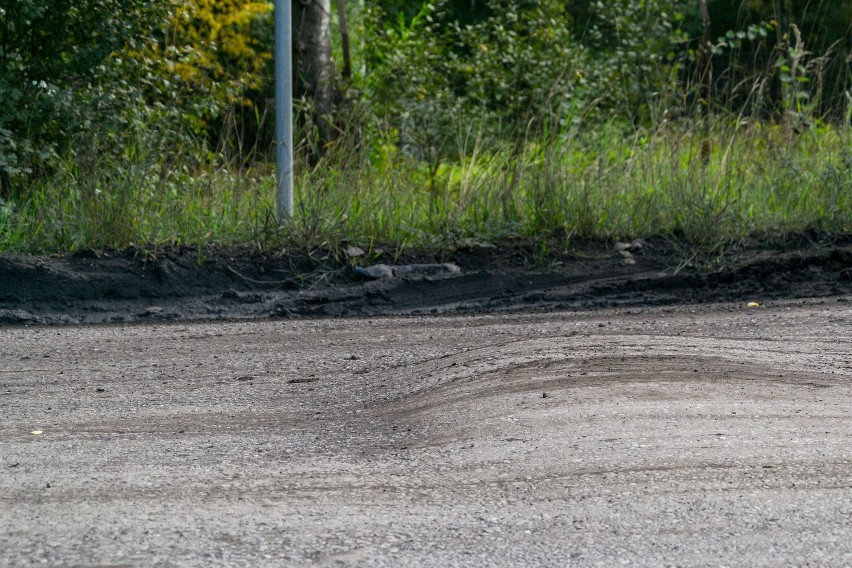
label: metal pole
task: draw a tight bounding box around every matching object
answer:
[275,0,294,220]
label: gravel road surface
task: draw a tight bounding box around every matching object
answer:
[2,298,851,566]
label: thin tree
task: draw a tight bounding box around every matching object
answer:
[293,0,337,152]
[771,0,789,118]
[336,0,352,79]
[697,0,713,164]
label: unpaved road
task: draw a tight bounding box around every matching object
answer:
[2,298,852,566]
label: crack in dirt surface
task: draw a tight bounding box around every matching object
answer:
[2,299,852,566]
[1,235,850,324]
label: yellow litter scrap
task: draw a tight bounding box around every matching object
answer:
[31,430,43,435]
[747,302,760,308]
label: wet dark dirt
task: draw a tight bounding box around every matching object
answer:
[1,233,850,325]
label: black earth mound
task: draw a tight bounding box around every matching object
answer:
[1,234,850,325]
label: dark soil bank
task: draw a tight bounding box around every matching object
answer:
[1,235,850,325]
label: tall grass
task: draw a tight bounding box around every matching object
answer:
[296,119,850,247]
[0,138,277,254]
[0,117,849,255]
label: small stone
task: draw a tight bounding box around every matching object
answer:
[354,264,394,279]
[616,240,645,252]
[344,245,365,258]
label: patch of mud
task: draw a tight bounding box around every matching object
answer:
[0,234,849,325]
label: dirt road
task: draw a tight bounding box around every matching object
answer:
[2,298,851,566]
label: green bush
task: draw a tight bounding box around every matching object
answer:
[358,0,687,162]
[0,0,173,195]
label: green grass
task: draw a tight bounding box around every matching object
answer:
[1,119,849,255]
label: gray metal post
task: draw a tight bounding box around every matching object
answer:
[275,0,294,220]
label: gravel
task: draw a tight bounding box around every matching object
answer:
[2,297,851,566]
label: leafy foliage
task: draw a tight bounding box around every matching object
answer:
[679,0,852,119]
[0,0,849,253]
[0,0,169,192]
[581,0,687,121]
[0,0,277,197]
[360,0,686,162]
[150,0,274,128]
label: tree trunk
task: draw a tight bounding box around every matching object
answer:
[697,0,713,164]
[293,0,336,152]
[336,0,352,80]
[771,0,789,119]
[0,171,11,201]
